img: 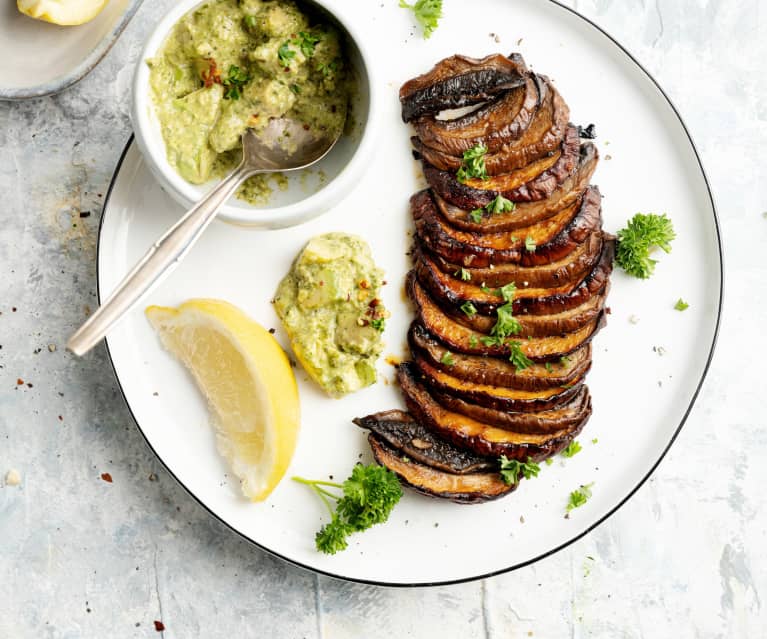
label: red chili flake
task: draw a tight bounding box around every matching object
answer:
[319,281,324,287]
[303,124,310,131]
[16,378,23,385]
[201,59,221,88]
[368,298,381,308]
[605,307,612,315]
[358,280,370,289]
[154,621,165,632]
[100,473,113,483]
[382,280,388,285]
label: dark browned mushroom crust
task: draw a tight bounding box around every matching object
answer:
[353,410,495,474]
[408,322,593,391]
[400,53,528,123]
[398,363,590,460]
[412,186,603,268]
[369,435,516,504]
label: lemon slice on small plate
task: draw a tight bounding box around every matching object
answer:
[146,299,300,502]
[17,0,109,26]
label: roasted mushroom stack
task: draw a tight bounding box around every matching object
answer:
[356,53,614,504]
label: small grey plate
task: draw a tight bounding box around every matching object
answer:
[0,0,143,101]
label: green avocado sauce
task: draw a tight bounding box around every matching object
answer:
[273,233,389,398]
[147,0,351,205]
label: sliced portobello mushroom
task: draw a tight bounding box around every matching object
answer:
[413,74,540,155]
[353,409,495,474]
[422,129,595,210]
[413,355,583,413]
[369,435,516,504]
[398,363,589,460]
[423,231,603,290]
[413,236,612,316]
[399,53,528,123]
[408,322,593,391]
[413,75,570,175]
[412,186,602,268]
[431,383,592,435]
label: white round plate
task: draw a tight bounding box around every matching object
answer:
[99,0,722,586]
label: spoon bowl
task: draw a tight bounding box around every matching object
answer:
[67,122,340,357]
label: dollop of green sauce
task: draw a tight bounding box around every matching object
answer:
[147,0,351,205]
[273,233,389,398]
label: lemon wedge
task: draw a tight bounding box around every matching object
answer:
[146,299,300,502]
[17,0,109,26]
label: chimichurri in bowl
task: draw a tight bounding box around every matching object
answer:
[132,0,376,228]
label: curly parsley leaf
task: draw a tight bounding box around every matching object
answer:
[486,194,515,215]
[674,298,689,311]
[293,31,321,58]
[460,301,477,318]
[499,456,541,485]
[525,235,537,253]
[508,340,533,371]
[399,0,443,39]
[294,465,402,555]
[615,213,676,279]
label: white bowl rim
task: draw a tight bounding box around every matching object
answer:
[131,0,378,227]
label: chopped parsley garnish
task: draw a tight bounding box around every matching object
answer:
[399,0,443,39]
[493,303,521,338]
[561,441,582,458]
[560,356,571,367]
[456,144,489,183]
[545,362,553,373]
[591,438,598,444]
[293,464,402,555]
[469,334,478,348]
[469,208,484,223]
[290,83,301,94]
[525,235,537,253]
[222,65,250,100]
[486,194,515,215]
[545,458,554,466]
[292,31,321,58]
[615,213,675,278]
[498,282,516,302]
[243,14,258,30]
[508,340,533,371]
[317,61,338,77]
[458,267,471,282]
[278,42,297,67]
[674,298,689,311]
[460,301,477,318]
[566,483,594,512]
[499,456,540,485]
[440,352,455,366]
[480,283,492,294]
[370,318,385,332]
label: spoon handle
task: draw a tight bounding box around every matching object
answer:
[67,162,255,356]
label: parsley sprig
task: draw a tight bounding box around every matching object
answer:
[399,0,443,39]
[456,144,489,183]
[615,213,675,278]
[476,282,533,371]
[499,456,540,485]
[293,464,402,555]
[278,42,297,67]
[561,440,582,458]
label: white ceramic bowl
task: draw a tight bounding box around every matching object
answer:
[131,0,377,228]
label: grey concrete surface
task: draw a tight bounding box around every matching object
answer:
[1,0,765,637]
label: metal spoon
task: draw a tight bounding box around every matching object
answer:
[67,120,340,356]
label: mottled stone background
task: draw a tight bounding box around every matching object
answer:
[1,0,764,637]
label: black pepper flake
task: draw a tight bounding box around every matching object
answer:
[79,211,91,218]
[268,328,276,334]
